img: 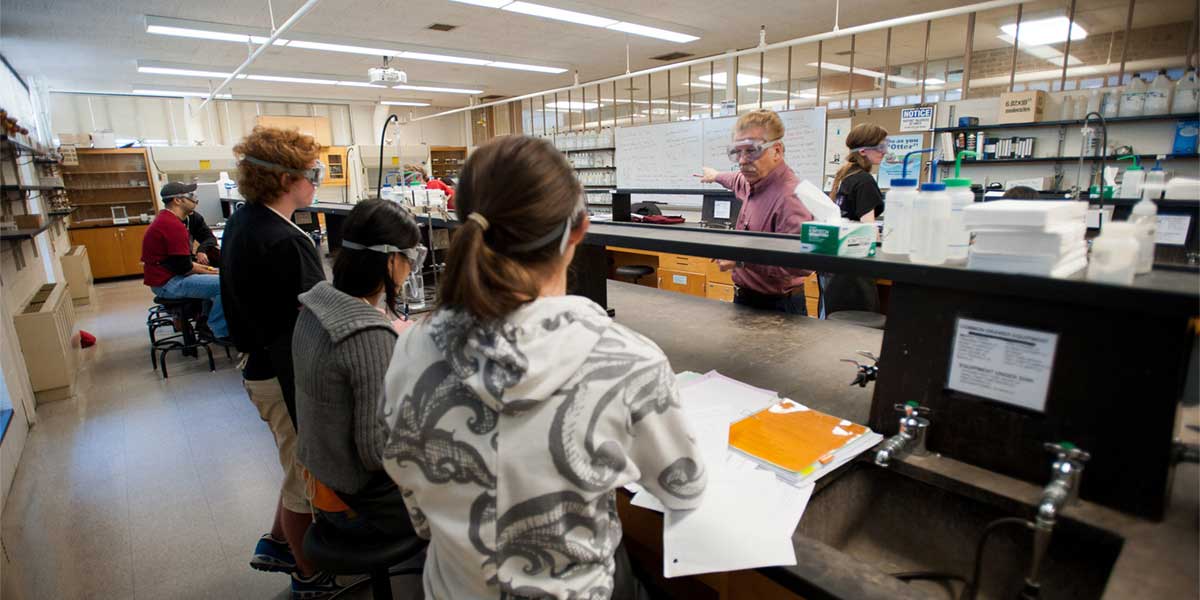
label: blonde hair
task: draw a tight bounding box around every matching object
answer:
[735,109,785,141]
[830,123,888,199]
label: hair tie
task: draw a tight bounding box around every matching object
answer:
[467,213,490,230]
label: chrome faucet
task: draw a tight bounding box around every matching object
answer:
[1024,442,1091,597]
[873,402,931,467]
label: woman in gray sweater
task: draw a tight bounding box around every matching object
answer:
[292,199,425,539]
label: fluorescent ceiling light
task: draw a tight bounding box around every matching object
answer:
[487,61,566,73]
[138,66,239,79]
[1001,16,1086,46]
[808,63,943,86]
[381,101,432,106]
[246,74,338,85]
[335,81,390,88]
[606,22,698,43]
[287,40,401,56]
[132,89,233,99]
[146,16,564,74]
[698,73,769,86]
[546,101,600,110]
[449,0,512,6]
[502,1,617,27]
[394,84,483,94]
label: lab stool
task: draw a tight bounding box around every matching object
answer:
[615,265,656,286]
[303,518,426,600]
[149,297,216,378]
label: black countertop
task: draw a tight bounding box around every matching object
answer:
[589,222,1199,317]
[606,281,1197,600]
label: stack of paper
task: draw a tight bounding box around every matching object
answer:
[728,399,882,486]
[963,200,1089,277]
[626,372,827,578]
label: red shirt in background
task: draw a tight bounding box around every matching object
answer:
[142,209,191,287]
[426,179,455,209]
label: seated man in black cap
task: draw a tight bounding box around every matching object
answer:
[141,182,228,339]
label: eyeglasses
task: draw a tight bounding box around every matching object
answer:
[854,142,890,155]
[341,240,428,271]
[726,138,782,162]
[241,155,326,187]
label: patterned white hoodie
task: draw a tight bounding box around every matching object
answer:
[381,295,706,600]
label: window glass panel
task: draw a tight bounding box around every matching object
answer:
[968,5,1023,98]
[817,36,855,108]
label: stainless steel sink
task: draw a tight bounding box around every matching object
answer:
[795,461,1125,599]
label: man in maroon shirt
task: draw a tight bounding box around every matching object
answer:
[697,109,813,314]
[142,181,228,338]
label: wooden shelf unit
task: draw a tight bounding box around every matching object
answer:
[429,146,467,179]
[61,148,157,224]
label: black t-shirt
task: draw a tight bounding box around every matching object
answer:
[220,202,325,417]
[834,171,884,221]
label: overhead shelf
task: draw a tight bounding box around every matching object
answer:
[956,154,1197,165]
[564,147,616,153]
[1,184,66,192]
[934,113,1200,133]
[0,222,52,240]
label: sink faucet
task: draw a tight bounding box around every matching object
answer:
[1023,442,1091,598]
[873,401,931,467]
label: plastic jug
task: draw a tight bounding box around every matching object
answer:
[1100,89,1120,118]
[1087,222,1140,285]
[1116,155,1145,199]
[1145,70,1174,115]
[1086,89,1102,115]
[1120,77,1147,117]
[880,147,934,256]
[944,151,979,264]
[1173,69,1199,114]
[910,182,951,266]
[1145,160,1167,189]
[1130,187,1159,274]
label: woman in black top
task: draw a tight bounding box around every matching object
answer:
[830,123,889,222]
[820,124,890,318]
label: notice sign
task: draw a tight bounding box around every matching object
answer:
[899,106,934,131]
[947,318,1058,412]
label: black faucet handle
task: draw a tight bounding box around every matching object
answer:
[1045,441,1091,463]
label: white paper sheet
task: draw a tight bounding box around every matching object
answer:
[663,469,805,577]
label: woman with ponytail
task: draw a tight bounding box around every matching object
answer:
[829,123,889,222]
[380,136,705,600]
[820,124,889,318]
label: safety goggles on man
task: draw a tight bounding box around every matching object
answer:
[727,138,782,162]
[340,240,428,271]
[241,155,326,187]
[164,193,197,203]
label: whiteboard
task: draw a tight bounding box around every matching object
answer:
[615,107,827,207]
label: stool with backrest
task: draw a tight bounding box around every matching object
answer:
[150,297,216,378]
[303,518,426,600]
[821,274,887,330]
[615,265,656,286]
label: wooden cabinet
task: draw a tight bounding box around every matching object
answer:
[706,282,735,303]
[60,245,95,305]
[658,268,706,297]
[62,148,158,225]
[706,260,734,286]
[68,224,147,279]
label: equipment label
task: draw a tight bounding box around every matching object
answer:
[947,318,1058,412]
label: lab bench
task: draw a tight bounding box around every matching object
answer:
[606,280,1198,600]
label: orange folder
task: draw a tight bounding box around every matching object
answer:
[729,399,869,476]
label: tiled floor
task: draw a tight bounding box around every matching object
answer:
[2,278,419,599]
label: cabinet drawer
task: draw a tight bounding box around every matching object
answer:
[706,282,735,303]
[706,260,734,285]
[661,253,709,274]
[804,274,820,299]
[657,269,707,297]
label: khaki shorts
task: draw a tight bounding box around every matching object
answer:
[244,377,308,514]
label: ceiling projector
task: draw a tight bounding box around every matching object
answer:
[368,67,408,85]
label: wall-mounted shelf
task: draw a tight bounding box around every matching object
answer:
[63,170,148,175]
[0,222,52,240]
[1,184,65,192]
[935,113,1200,134]
[0,136,40,155]
[957,154,1197,165]
[66,186,150,191]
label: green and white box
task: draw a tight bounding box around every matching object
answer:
[801,222,877,257]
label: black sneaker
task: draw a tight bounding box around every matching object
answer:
[291,570,342,599]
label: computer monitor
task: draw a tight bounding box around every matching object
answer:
[701,194,741,229]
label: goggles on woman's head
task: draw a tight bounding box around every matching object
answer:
[503,192,587,256]
[242,155,326,187]
[726,138,782,162]
[341,240,428,270]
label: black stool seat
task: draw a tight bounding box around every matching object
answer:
[827,310,887,330]
[153,296,203,308]
[148,297,218,378]
[304,519,425,600]
[615,265,655,279]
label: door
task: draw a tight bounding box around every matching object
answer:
[116,225,148,275]
[658,268,706,297]
[68,227,124,279]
